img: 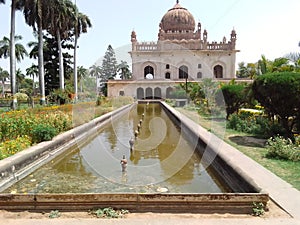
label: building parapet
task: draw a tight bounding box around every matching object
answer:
[133,40,235,52]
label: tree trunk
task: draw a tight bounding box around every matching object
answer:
[38,23,45,105]
[1,81,5,96]
[73,30,78,102]
[57,30,64,90]
[10,0,17,110]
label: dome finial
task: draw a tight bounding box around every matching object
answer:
[176,0,179,4]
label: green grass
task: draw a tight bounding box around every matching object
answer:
[177,107,300,191]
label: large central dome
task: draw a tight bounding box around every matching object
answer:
[160,1,196,32]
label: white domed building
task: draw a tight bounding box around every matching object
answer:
[108,0,239,99]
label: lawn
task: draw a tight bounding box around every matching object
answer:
[176,107,300,191]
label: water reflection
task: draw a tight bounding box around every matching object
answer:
[4,104,231,194]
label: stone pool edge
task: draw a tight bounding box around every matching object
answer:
[0,104,134,191]
[160,101,300,219]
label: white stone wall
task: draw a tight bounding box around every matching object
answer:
[131,49,237,81]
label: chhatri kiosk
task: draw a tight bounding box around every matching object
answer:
[107,0,238,99]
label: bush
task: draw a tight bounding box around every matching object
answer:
[220,83,247,119]
[266,136,300,161]
[252,72,300,139]
[31,124,58,143]
[227,113,269,136]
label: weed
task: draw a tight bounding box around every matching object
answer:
[252,202,265,216]
[90,207,129,219]
[48,210,60,219]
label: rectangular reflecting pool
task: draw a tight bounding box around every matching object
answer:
[2,103,232,194]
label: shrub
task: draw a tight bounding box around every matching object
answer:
[220,83,247,119]
[227,112,286,138]
[252,72,300,139]
[266,136,300,161]
[31,124,58,143]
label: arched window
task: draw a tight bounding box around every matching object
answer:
[214,65,223,78]
[137,88,144,99]
[154,87,162,99]
[166,87,173,99]
[144,66,154,79]
[179,65,188,79]
[166,64,170,69]
[145,87,153,99]
[165,72,171,79]
[197,72,202,79]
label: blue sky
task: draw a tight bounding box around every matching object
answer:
[0,0,300,73]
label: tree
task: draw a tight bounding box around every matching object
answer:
[0,67,9,96]
[47,0,76,90]
[100,45,118,96]
[257,55,270,75]
[0,35,28,62]
[236,62,249,78]
[220,83,247,119]
[89,64,101,94]
[101,45,118,81]
[73,10,92,101]
[77,65,88,92]
[252,72,300,140]
[26,63,38,95]
[42,34,73,94]
[0,34,28,108]
[21,0,52,105]
[117,60,131,80]
[0,0,5,4]
[16,68,25,92]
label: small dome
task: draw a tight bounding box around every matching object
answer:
[160,1,195,32]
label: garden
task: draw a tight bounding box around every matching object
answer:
[172,72,300,190]
[0,96,133,160]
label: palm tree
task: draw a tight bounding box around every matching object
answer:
[47,0,76,91]
[20,0,51,105]
[9,0,23,109]
[117,60,131,80]
[16,68,25,92]
[0,67,9,96]
[89,64,101,94]
[0,35,28,61]
[0,34,28,108]
[77,65,87,93]
[73,9,92,101]
[26,63,38,95]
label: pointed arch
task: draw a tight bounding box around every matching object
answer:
[179,65,188,79]
[214,65,223,78]
[137,87,144,99]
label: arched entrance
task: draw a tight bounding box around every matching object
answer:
[144,66,154,79]
[154,87,162,99]
[179,65,188,79]
[166,87,173,99]
[137,87,144,99]
[145,87,153,99]
[214,65,223,78]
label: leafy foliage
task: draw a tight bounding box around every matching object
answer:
[252,202,265,216]
[219,83,248,119]
[90,207,129,219]
[266,136,300,161]
[31,124,58,143]
[252,72,300,140]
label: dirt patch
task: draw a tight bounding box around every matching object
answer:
[228,136,267,148]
